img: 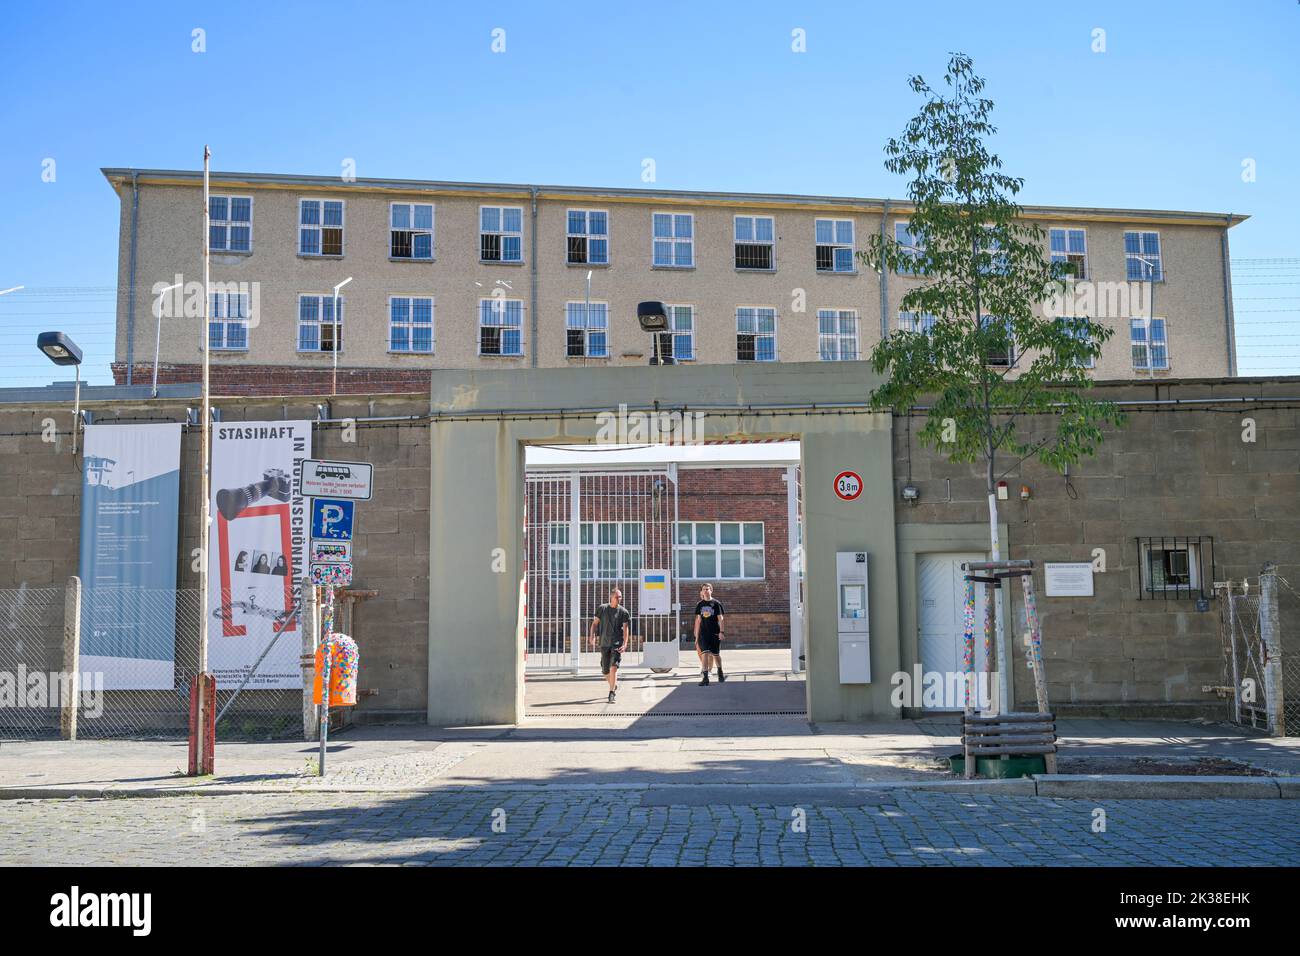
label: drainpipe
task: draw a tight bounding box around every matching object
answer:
[878,201,890,341]
[125,171,140,385]
[529,186,539,367]
[1221,215,1237,377]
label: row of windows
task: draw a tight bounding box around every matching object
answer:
[208,195,1167,282]
[545,521,765,581]
[208,293,1172,370]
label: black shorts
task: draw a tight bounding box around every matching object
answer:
[697,632,721,655]
[600,646,623,674]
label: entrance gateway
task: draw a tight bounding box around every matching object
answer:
[427,361,1007,726]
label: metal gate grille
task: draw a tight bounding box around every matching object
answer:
[524,469,679,672]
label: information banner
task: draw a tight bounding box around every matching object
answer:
[77,423,183,690]
[208,421,311,688]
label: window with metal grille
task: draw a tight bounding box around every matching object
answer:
[734,215,774,270]
[1131,317,1169,370]
[894,220,924,275]
[980,314,1015,367]
[565,301,609,358]
[548,522,643,580]
[1125,231,1163,282]
[209,196,252,252]
[815,218,855,272]
[1050,227,1088,280]
[736,307,776,362]
[566,209,608,265]
[479,297,524,355]
[389,296,434,353]
[817,309,858,360]
[390,203,434,260]
[481,206,523,262]
[299,199,344,256]
[652,212,693,267]
[1137,537,1213,600]
[898,311,937,334]
[209,291,250,350]
[298,294,342,352]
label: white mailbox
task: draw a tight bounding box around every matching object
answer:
[836,551,871,683]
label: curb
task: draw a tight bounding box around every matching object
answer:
[3,775,1298,801]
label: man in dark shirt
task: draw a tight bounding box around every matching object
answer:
[693,583,726,686]
[588,587,631,703]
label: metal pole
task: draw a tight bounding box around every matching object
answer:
[568,470,581,671]
[199,145,212,678]
[72,364,80,456]
[332,287,339,396]
[152,282,181,398]
[1260,563,1284,736]
[318,585,334,775]
[61,576,82,741]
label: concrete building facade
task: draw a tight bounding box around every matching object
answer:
[102,169,1244,394]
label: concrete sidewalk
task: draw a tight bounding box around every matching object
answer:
[3,715,1299,799]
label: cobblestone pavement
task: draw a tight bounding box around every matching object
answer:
[3,789,1297,866]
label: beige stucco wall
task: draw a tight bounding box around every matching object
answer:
[110,174,1238,381]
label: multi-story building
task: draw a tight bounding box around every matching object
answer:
[103,168,1245,394]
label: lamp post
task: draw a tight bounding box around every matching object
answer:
[1134,254,1160,379]
[200,144,212,677]
[331,277,352,395]
[36,331,83,454]
[153,281,183,398]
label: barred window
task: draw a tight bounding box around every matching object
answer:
[567,209,609,265]
[817,309,858,361]
[391,203,434,260]
[652,213,694,267]
[1050,227,1088,280]
[481,206,523,262]
[736,307,777,362]
[389,296,434,353]
[565,301,609,358]
[1125,231,1163,282]
[734,215,775,270]
[298,294,342,352]
[479,297,524,355]
[209,196,252,252]
[299,199,344,256]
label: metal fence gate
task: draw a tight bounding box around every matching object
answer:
[524,469,680,672]
[1215,565,1296,736]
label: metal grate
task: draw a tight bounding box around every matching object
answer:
[1137,536,1215,600]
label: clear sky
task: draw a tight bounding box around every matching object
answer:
[2,0,1297,385]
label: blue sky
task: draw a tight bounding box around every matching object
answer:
[2,0,1298,384]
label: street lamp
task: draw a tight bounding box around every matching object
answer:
[637,300,674,366]
[36,331,83,454]
[153,281,183,397]
[331,276,352,395]
[1133,254,1161,379]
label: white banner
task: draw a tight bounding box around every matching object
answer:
[208,421,311,688]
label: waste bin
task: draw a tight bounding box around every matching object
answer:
[313,634,359,707]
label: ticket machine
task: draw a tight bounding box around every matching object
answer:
[836,551,870,683]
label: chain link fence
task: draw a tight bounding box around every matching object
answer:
[1216,566,1295,736]
[0,583,306,742]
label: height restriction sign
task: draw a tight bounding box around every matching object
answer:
[834,471,863,501]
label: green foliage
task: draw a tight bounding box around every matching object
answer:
[860,53,1125,482]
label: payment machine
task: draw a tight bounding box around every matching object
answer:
[836,551,871,683]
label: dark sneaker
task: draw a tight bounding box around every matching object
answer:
[717,669,726,683]
[699,673,710,686]
[608,690,616,704]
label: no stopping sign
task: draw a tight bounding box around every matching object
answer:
[834,471,863,501]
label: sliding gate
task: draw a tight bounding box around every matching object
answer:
[525,469,680,672]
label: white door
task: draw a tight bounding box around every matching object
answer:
[917,552,989,710]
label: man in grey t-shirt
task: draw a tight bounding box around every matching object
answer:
[588,587,631,704]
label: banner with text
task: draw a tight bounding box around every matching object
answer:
[208,421,311,688]
[77,423,182,690]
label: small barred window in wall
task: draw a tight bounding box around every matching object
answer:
[898,311,937,334]
[389,296,434,353]
[665,305,695,361]
[548,522,643,581]
[567,210,608,265]
[676,522,764,580]
[818,309,858,360]
[734,216,774,270]
[815,218,855,272]
[653,213,694,267]
[1050,227,1088,280]
[209,196,252,252]
[481,206,523,262]
[391,203,434,260]
[894,220,924,274]
[300,199,344,256]
[566,302,609,358]
[480,298,524,355]
[1124,231,1163,281]
[298,294,342,352]
[209,291,250,350]
[979,315,1015,367]
[736,307,777,361]
[1131,317,1169,370]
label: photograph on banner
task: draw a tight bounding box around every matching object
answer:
[208,421,311,688]
[77,423,182,690]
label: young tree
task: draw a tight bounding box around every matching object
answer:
[861,53,1125,708]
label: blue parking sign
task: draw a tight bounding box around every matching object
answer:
[311,498,355,540]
